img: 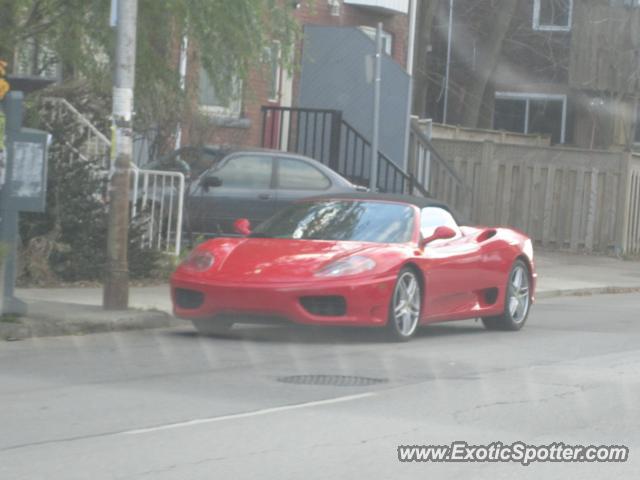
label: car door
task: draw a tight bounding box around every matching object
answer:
[188,154,276,235]
[274,157,332,209]
[417,207,483,321]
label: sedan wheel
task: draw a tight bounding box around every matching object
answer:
[482,260,531,331]
[387,268,422,341]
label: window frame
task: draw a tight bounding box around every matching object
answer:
[264,41,282,103]
[14,38,61,79]
[532,0,573,32]
[198,66,243,119]
[275,157,332,191]
[494,92,568,144]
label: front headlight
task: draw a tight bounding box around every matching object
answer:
[182,250,215,272]
[315,255,376,277]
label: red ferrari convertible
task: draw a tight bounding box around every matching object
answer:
[171,193,536,341]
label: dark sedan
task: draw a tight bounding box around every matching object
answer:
[182,149,360,236]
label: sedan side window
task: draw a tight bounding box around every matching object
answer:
[212,155,273,189]
[421,207,461,239]
[278,158,331,190]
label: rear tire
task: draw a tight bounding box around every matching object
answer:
[192,318,233,336]
[482,260,531,331]
[386,268,422,342]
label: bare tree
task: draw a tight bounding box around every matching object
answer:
[412,0,441,116]
[412,0,519,127]
[459,0,519,127]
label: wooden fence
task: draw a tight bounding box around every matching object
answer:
[427,139,640,254]
[622,154,640,255]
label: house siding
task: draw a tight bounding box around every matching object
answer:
[183,1,409,151]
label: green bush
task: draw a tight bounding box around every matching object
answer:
[19,86,163,284]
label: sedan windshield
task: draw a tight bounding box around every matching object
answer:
[251,200,415,243]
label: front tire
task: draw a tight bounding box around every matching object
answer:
[386,268,422,342]
[482,260,531,331]
[192,318,233,336]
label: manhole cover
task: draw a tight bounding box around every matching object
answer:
[277,374,387,387]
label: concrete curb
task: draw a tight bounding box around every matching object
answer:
[537,286,640,300]
[0,300,181,341]
[3,286,639,341]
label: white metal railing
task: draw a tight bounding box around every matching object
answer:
[43,96,186,256]
[131,168,185,256]
[42,97,112,170]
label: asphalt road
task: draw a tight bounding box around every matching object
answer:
[1,293,639,479]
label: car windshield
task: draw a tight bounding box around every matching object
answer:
[251,200,415,243]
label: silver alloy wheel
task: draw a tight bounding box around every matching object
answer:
[392,271,421,337]
[508,264,530,323]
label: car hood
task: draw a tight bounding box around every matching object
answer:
[199,238,398,282]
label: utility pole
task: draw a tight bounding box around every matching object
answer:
[370,22,383,192]
[407,0,418,76]
[443,0,454,124]
[175,35,189,150]
[104,0,138,310]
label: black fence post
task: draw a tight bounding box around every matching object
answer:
[260,106,267,147]
[328,110,342,172]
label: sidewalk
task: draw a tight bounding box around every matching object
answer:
[3,251,639,340]
[534,250,640,298]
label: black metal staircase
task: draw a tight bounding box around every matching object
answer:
[260,106,429,196]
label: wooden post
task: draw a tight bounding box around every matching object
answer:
[617,152,633,255]
[478,140,497,225]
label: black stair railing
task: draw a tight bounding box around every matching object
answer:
[408,118,471,217]
[261,105,429,197]
[260,106,342,171]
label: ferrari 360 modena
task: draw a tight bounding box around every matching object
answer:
[171,193,536,341]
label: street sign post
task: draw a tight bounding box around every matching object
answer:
[0,90,51,315]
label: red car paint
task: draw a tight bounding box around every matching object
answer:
[170,198,536,328]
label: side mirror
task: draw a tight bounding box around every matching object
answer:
[200,175,222,190]
[233,218,251,236]
[422,225,457,247]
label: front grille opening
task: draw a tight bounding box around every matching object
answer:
[300,296,347,316]
[483,287,499,305]
[175,288,204,309]
[216,313,288,325]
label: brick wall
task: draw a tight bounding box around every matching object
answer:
[183,1,410,150]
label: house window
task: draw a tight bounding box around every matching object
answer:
[198,66,242,117]
[533,0,573,31]
[494,93,567,144]
[14,38,60,79]
[358,26,393,55]
[264,42,281,102]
